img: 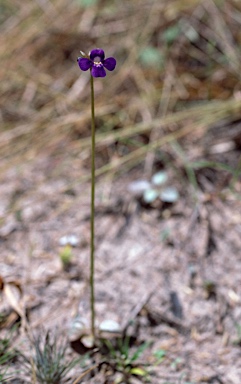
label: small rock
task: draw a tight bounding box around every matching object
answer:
[59,235,79,247]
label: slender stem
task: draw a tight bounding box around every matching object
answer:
[90,74,95,339]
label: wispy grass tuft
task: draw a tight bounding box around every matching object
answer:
[0,329,18,382]
[20,330,81,384]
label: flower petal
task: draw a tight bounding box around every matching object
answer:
[91,64,106,78]
[78,58,92,71]
[103,57,116,71]
[90,49,105,62]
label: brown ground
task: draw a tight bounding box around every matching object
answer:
[1,138,241,383]
[1,1,241,383]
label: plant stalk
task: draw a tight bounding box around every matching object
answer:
[90,74,95,339]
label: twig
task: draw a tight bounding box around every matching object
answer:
[121,288,156,335]
[72,364,98,384]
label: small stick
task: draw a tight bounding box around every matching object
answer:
[72,364,98,384]
[121,288,156,335]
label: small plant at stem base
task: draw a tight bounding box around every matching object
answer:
[77,49,116,340]
[102,336,150,382]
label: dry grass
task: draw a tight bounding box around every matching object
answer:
[1,0,241,183]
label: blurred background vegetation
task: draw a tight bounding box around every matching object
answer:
[1,0,241,193]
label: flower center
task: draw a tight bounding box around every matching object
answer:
[93,62,103,67]
[93,56,101,63]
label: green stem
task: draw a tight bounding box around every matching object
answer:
[90,74,95,339]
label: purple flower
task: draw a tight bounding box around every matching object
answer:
[77,49,116,78]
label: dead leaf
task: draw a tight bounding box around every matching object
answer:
[3,281,24,318]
